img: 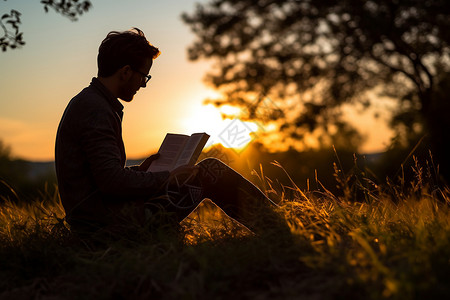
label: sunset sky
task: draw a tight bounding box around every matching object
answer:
[0,0,393,161]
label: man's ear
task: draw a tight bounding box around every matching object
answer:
[118,65,133,81]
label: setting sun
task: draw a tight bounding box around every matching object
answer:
[180,104,259,151]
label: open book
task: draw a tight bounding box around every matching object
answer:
[147,132,210,172]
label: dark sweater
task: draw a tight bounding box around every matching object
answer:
[55,78,169,227]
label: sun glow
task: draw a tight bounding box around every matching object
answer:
[180,104,259,150]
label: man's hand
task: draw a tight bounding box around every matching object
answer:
[138,153,160,171]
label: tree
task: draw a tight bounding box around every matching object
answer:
[1,0,92,51]
[182,0,450,159]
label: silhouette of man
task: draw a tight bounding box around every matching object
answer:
[55,28,281,236]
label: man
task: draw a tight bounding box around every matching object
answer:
[55,28,282,236]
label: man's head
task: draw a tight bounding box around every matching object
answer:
[97,28,160,101]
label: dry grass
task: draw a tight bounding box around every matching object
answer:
[0,158,449,299]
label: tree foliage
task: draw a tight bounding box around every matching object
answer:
[1,0,92,52]
[182,0,450,152]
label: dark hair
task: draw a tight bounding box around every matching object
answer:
[97,27,160,77]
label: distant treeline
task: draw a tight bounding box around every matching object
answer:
[0,139,444,204]
[0,158,56,203]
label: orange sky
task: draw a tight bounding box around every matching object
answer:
[0,0,394,161]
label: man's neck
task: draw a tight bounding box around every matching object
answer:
[97,76,119,99]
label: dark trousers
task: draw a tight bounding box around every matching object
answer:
[70,159,284,237]
[149,158,282,234]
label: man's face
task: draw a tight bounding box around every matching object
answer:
[118,58,153,102]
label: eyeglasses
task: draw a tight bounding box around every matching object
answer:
[132,69,152,84]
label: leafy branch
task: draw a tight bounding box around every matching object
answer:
[0,10,24,51]
[40,0,92,21]
[1,0,92,52]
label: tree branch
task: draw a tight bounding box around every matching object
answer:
[1,0,92,52]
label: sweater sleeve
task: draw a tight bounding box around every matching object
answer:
[80,105,169,198]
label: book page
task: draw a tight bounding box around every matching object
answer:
[174,133,209,169]
[147,134,189,172]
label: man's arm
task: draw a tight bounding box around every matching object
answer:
[80,108,169,197]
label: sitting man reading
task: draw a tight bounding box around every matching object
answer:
[55,28,280,236]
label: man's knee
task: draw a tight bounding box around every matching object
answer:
[198,157,222,165]
[197,158,230,183]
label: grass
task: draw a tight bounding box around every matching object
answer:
[0,158,450,299]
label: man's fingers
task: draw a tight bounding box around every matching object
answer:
[139,153,161,171]
[148,153,160,161]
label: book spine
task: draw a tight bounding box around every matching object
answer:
[188,135,210,166]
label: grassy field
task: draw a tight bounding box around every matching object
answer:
[0,159,449,299]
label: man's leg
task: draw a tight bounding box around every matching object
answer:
[192,158,287,235]
[148,158,289,236]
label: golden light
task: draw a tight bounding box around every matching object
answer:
[219,104,241,116]
[180,104,259,150]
